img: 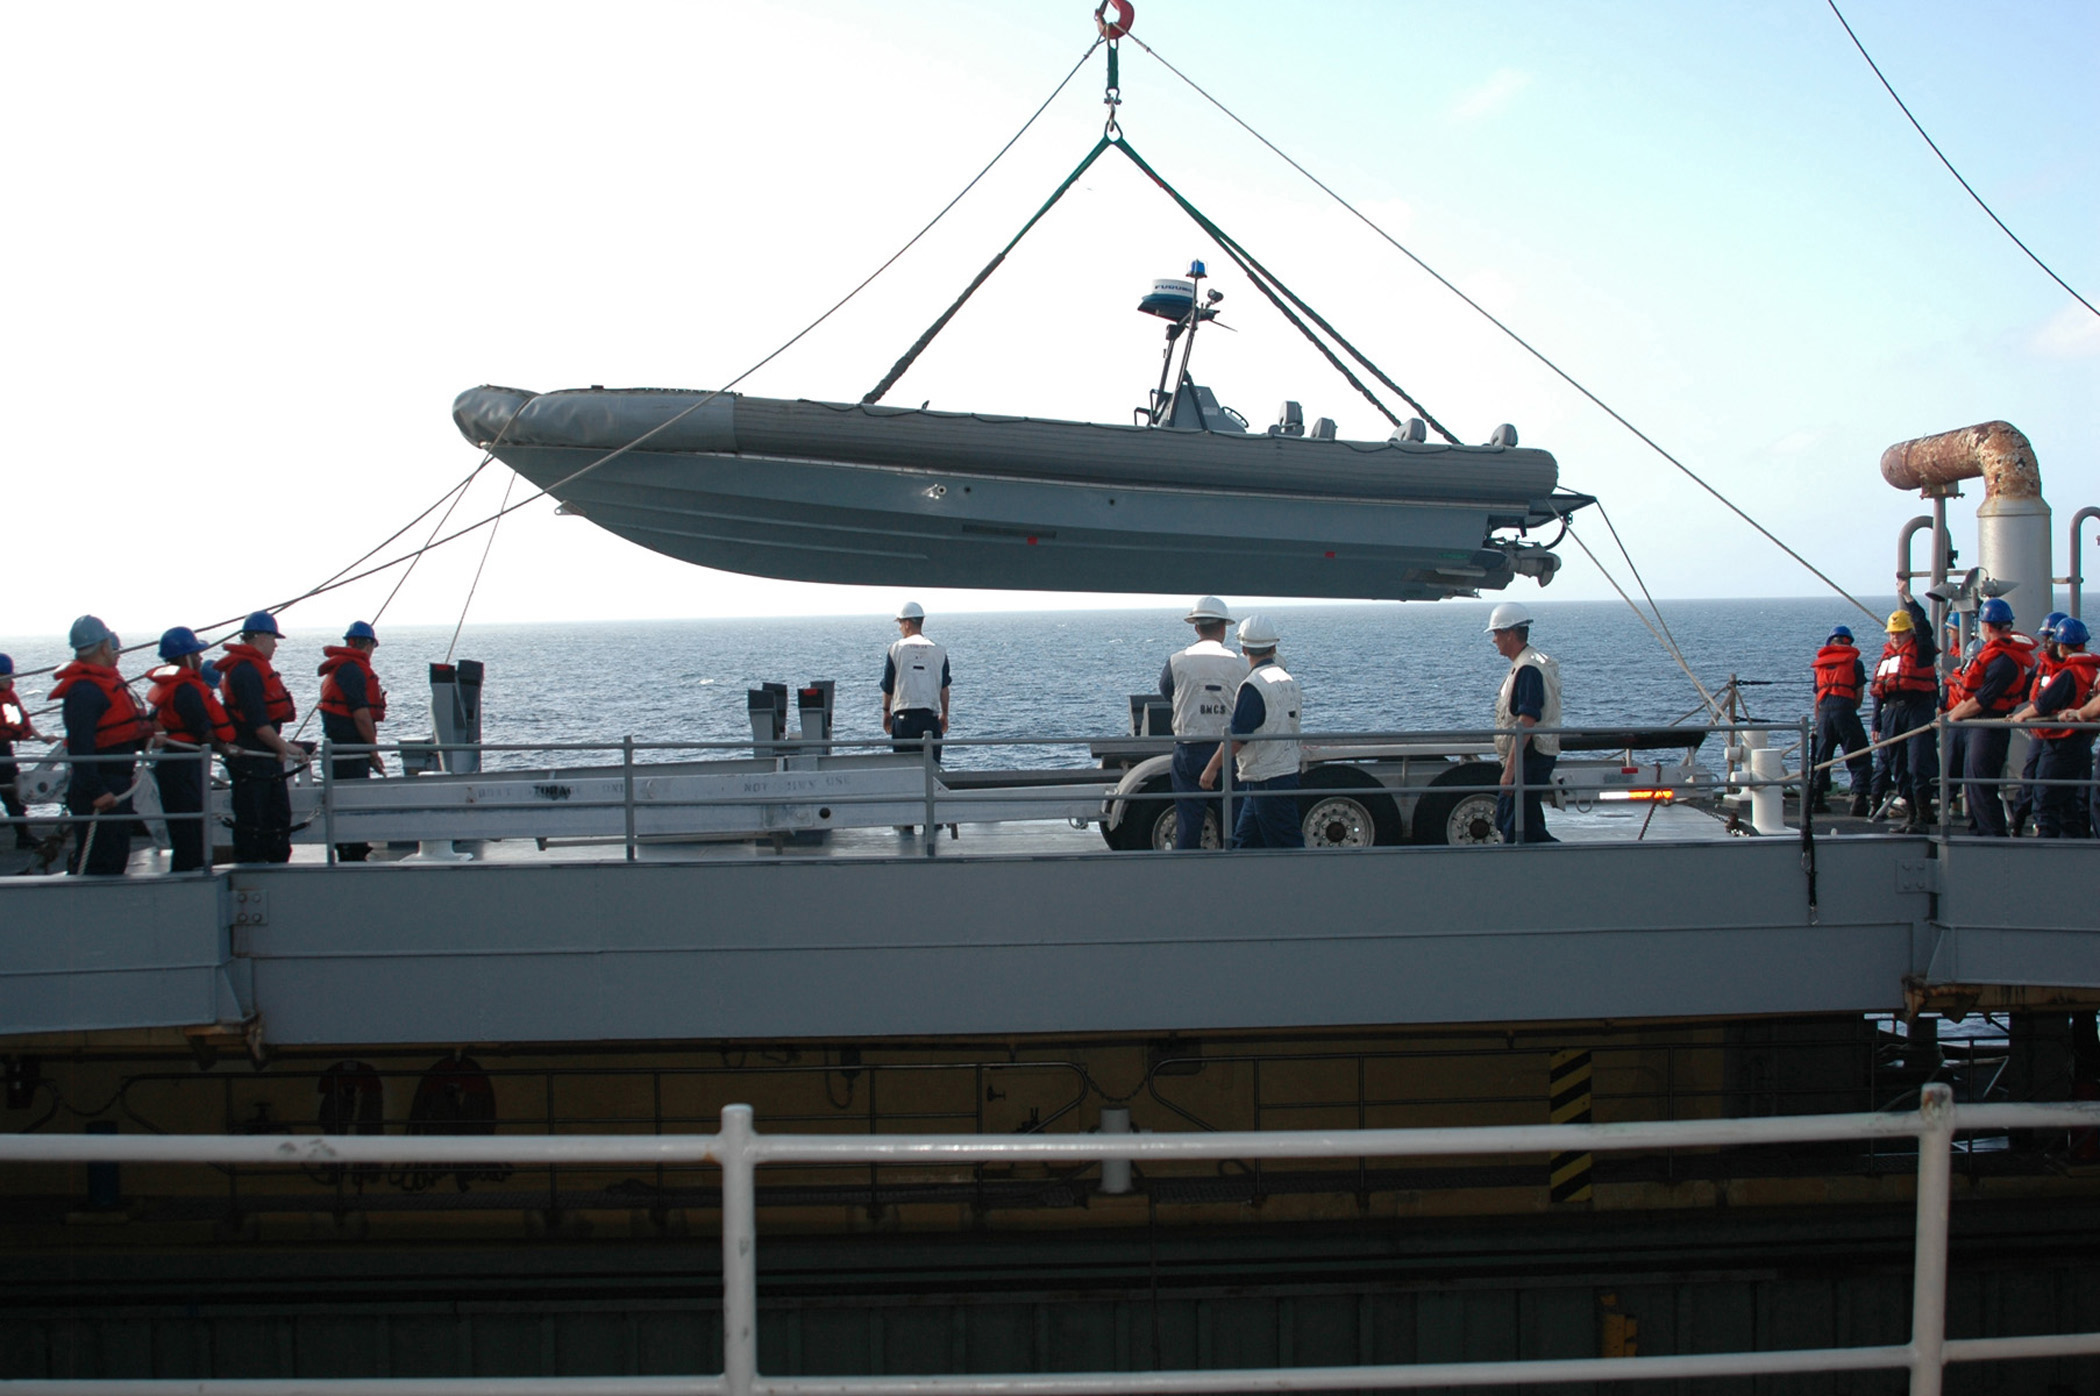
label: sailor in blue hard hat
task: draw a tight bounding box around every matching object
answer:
[1198,613,1305,849]
[1157,598,1239,849]
[2011,615,2097,839]
[0,650,42,848]
[219,608,301,863]
[1809,623,1871,817]
[319,621,388,861]
[50,614,148,874]
[881,602,950,833]
[1944,596,2033,837]
[145,626,231,872]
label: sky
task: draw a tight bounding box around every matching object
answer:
[3,0,2095,643]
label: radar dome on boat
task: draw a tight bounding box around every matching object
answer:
[1138,278,1197,321]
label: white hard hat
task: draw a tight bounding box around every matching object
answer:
[1183,596,1234,624]
[1484,601,1533,633]
[895,601,926,621]
[1237,613,1281,650]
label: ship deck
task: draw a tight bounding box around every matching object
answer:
[4,801,2094,1049]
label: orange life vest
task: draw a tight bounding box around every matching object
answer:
[1812,643,1863,705]
[1958,632,2038,717]
[146,664,235,747]
[218,643,297,728]
[1871,638,1937,700]
[2029,650,2063,706]
[318,647,387,723]
[48,662,150,749]
[2034,652,2100,741]
[0,687,28,741]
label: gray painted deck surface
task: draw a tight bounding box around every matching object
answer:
[4,828,2087,1045]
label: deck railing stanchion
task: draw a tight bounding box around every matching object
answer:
[922,736,937,856]
[622,736,637,863]
[320,738,336,866]
[719,1104,758,1396]
[199,744,215,871]
[1909,1082,1955,1395]
[1220,745,1233,848]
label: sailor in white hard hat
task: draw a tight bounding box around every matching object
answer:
[881,602,951,831]
[1199,613,1305,849]
[1485,601,1561,843]
[1157,597,1241,849]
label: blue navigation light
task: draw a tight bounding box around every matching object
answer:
[1188,259,1206,278]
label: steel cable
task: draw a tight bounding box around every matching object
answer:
[1826,0,2097,320]
[1121,33,1879,622]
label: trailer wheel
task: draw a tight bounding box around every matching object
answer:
[1115,775,1221,851]
[1412,764,1504,846]
[1297,765,1403,848]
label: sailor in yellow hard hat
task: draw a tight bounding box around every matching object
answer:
[1867,586,1940,832]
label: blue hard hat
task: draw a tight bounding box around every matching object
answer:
[198,662,222,688]
[1829,626,1853,643]
[2056,617,2090,648]
[0,653,12,677]
[1978,597,2014,626]
[2041,611,2068,640]
[157,626,208,661]
[344,620,377,643]
[69,614,114,651]
[242,609,282,637]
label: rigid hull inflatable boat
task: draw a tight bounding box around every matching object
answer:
[451,384,1587,600]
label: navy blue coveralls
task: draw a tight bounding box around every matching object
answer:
[321,662,375,863]
[1962,652,2022,838]
[225,664,292,864]
[155,682,215,872]
[63,682,140,876]
[2030,668,2095,840]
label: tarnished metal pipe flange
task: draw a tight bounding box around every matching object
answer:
[1880,420,2040,500]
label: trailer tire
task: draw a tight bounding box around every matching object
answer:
[1115,775,1222,851]
[1412,763,1504,846]
[1297,764,1403,848]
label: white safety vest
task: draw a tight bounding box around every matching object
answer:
[1495,645,1562,760]
[885,635,948,714]
[1233,661,1302,784]
[1168,640,1243,740]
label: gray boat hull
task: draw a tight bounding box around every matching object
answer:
[453,386,1586,599]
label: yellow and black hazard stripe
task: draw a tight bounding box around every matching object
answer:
[1549,1048,1593,1204]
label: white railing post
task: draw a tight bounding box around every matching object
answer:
[623,736,637,863]
[719,1104,758,1396]
[1909,1082,1956,1395]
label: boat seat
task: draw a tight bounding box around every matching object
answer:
[1389,418,1428,444]
[1310,417,1337,440]
[1488,423,1519,447]
[1268,401,1304,437]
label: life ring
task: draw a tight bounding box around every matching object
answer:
[1095,0,1133,40]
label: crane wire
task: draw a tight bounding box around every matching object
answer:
[1826,0,2098,321]
[1563,523,1723,719]
[448,472,516,664]
[11,37,1105,696]
[1119,32,1879,623]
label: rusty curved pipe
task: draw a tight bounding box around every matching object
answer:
[1880,420,2040,501]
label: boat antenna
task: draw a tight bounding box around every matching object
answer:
[1118,29,1879,620]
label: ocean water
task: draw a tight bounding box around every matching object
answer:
[5,596,1924,771]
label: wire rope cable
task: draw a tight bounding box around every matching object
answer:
[448,472,516,664]
[1119,32,1879,622]
[8,35,1108,700]
[1563,523,1722,717]
[1826,0,2097,320]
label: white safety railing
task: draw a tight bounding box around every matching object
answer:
[7,1084,2100,1394]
